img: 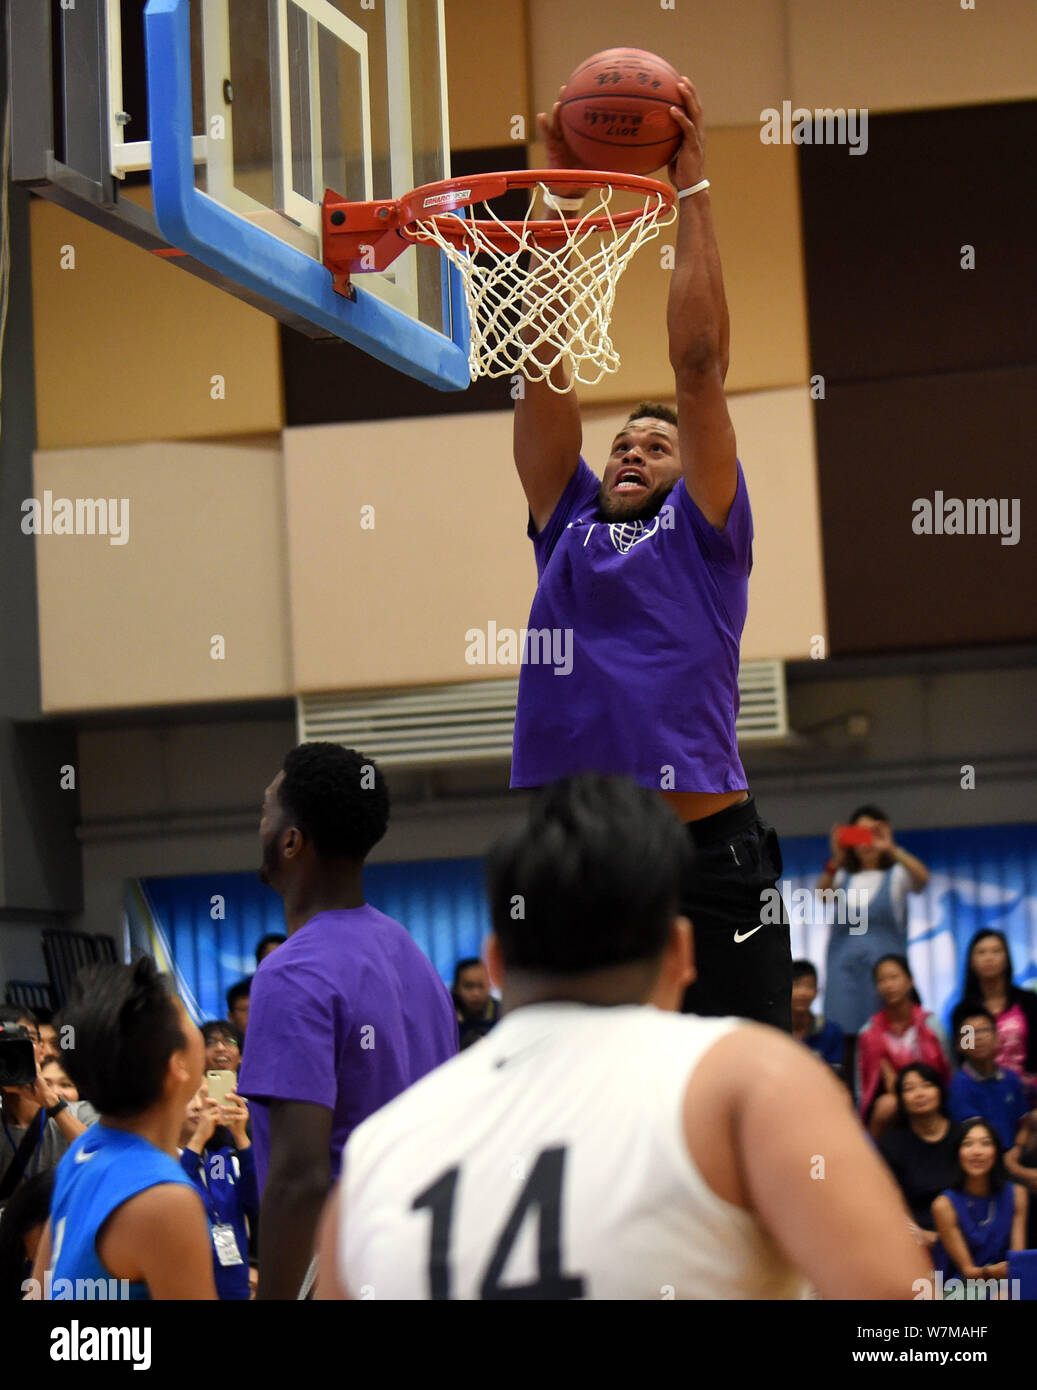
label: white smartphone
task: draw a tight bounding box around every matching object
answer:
[206,1069,237,1105]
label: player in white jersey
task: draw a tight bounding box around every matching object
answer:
[316,776,928,1300]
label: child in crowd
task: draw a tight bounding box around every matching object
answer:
[951,930,1037,1104]
[790,960,844,1076]
[948,1008,1028,1148]
[857,954,949,1139]
[178,1082,258,1300]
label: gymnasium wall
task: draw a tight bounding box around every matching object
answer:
[26,1,1037,714]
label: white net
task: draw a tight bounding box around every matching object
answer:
[407,183,677,392]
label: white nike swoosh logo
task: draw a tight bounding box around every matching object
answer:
[74,1148,97,1163]
[733,925,764,944]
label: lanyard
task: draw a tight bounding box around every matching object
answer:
[2,1109,46,1181]
[184,1148,221,1225]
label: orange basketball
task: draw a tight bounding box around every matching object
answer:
[559,48,683,177]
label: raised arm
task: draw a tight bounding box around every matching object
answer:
[513,100,585,533]
[666,81,738,529]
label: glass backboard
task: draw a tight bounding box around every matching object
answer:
[6,0,468,389]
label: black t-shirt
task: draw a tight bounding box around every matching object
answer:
[879,1122,960,1230]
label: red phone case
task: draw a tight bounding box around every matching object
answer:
[837,825,874,848]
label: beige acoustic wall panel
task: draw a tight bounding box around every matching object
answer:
[789,0,1037,113]
[285,394,823,694]
[285,415,534,691]
[528,0,789,130]
[579,389,825,663]
[445,0,528,149]
[30,200,284,450]
[34,440,293,712]
[526,128,809,402]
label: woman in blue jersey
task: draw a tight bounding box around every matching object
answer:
[29,959,216,1300]
[931,1118,1028,1295]
[178,1082,259,1299]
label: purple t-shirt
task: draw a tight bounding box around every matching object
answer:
[510,458,752,793]
[237,905,458,1192]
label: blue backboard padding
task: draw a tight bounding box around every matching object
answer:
[143,0,470,391]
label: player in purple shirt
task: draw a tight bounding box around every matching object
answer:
[237,742,458,1298]
[510,81,790,1028]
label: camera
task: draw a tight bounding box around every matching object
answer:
[0,1022,39,1088]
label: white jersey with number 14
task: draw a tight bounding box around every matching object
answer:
[339,1002,808,1300]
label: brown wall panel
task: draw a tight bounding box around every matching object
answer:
[30,201,284,450]
[817,367,1037,656]
[790,0,1037,114]
[445,0,528,150]
[800,101,1037,384]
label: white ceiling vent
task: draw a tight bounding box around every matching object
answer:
[298,661,788,768]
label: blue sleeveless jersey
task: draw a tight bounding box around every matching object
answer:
[49,1124,200,1300]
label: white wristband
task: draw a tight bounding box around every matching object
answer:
[678,179,710,199]
[547,194,585,211]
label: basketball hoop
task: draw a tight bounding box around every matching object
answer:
[399,171,677,390]
[321,171,677,391]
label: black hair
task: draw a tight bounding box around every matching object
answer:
[894,1062,949,1125]
[951,1118,1007,1193]
[278,742,390,862]
[486,775,691,976]
[225,979,251,1011]
[255,933,286,964]
[960,929,1014,1008]
[61,958,187,1119]
[202,1020,243,1050]
[452,958,485,988]
[0,1005,38,1032]
[843,804,895,873]
[873,953,922,1006]
[0,1171,54,1300]
[791,960,818,983]
[624,401,678,429]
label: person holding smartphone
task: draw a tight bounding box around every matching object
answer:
[816,804,930,1038]
[0,1010,96,1210]
[178,1082,258,1301]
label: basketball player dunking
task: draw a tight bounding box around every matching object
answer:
[315,778,927,1299]
[510,79,791,1028]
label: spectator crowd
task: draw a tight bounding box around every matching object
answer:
[1,770,1034,1300]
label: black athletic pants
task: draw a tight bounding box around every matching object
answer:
[679,795,792,1031]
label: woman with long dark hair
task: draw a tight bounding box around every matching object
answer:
[950,930,1037,1102]
[818,805,930,1036]
[878,1064,959,1247]
[931,1119,1028,1288]
[857,955,949,1138]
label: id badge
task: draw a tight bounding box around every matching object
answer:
[212,1223,243,1267]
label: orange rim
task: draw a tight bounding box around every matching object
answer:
[396,169,676,252]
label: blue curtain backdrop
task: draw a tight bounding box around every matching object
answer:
[126,858,491,1023]
[127,821,1037,1028]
